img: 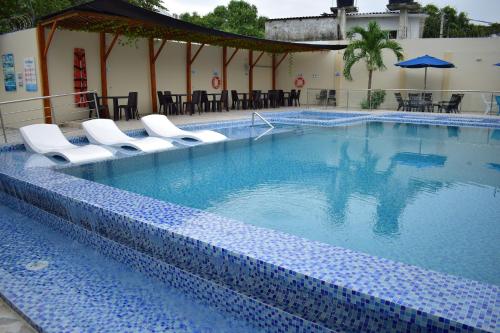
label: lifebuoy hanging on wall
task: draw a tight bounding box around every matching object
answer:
[211,76,221,89]
[294,76,305,88]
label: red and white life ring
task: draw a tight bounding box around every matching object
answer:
[211,76,221,89]
[294,76,305,88]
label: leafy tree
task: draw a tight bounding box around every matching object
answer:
[180,0,267,38]
[422,4,500,38]
[343,21,403,101]
[0,0,165,34]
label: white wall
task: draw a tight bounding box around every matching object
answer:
[0,28,42,127]
[346,14,426,39]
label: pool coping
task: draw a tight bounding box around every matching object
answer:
[0,110,499,332]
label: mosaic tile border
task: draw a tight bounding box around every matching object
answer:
[0,111,499,332]
[0,191,333,333]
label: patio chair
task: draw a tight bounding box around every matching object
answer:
[267,90,279,108]
[20,124,114,164]
[231,90,243,110]
[163,91,177,115]
[394,92,408,111]
[157,91,166,114]
[316,89,327,105]
[141,114,227,144]
[183,90,202,115]
[251,90,263,109]
[86,92,108,119]
[481,93,496,115]
[292,90,301,106]
[407,93,421,112]
[284,89,295,106]
[278,90,285,107]
[82,119,174,153]
[436,94,463,113]
[327,90,336,106]
[213,90,229,112]
[422,93,433,112]
[118,92,139,120]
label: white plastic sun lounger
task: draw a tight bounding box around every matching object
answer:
[141,114,228,144]
[82,119,174,153]
[20,124,114,164]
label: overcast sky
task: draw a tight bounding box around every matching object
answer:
[165,0,499,24]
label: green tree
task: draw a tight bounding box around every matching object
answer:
[180,0,267,38]
[0,0,166,34]
[422,4,500,38]
[343,21,403,100]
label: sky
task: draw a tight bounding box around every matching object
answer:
[164,0,500,24]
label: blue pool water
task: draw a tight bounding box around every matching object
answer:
[64,122,500,285]
[0,204,261,332]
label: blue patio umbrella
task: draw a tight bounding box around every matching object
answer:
[395,55,455,89]
[495,63,500,66]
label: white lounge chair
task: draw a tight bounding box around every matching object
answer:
[20,124,114,164]
[141,114,227,144]
[82,119,174,153]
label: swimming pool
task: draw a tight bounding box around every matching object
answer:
[64,121,500,285]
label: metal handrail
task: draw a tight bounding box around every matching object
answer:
[0,90,99,144]
[251,112,274,129]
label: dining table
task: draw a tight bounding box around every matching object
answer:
[170,93,188,114]
[98,95,128,120]
[206,93,222,111]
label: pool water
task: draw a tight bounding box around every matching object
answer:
[0,204,262,332]
[64,122,500,285]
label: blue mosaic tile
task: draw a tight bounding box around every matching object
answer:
[0,111,499,333]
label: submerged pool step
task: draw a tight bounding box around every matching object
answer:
[0,193,333,333]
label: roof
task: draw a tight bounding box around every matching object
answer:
[39,0,346,53]
[267,11,427,22]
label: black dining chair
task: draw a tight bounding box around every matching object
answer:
[231,90,243,110]
[327,90,336,106]
[316,89,327,105]
[157,91,166,114]
[292,89,301,106]
[163,91,177,115]
[251,90,263,109]
[267,90,278,108]
[407,93,421,112]
[86,92,108,119]
[284,89,295,106]
[200,91,210,112]
[118,92,139,120]
[183,90,202,115]
[213,90,229,112]
[394,92,407,111]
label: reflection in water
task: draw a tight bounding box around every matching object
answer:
[63,122,500,285]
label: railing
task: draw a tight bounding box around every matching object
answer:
[251,112,274,129]
[305,88,500,115]
[0,90,99,144]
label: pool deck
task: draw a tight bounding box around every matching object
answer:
[0,110,499,332]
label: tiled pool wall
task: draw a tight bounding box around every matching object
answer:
[0,110,499,333]
[0,191,331,333]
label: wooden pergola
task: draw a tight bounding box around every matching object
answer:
[37,0,346,123]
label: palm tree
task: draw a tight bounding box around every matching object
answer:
[343,21,404,101]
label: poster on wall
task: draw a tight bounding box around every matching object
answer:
[24,57,37,92]
[2,53,17,92]
[17,72,23,87]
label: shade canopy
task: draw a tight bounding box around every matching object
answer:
[395,55,455,69]
[39,0,346,53]
[395,55,455,89]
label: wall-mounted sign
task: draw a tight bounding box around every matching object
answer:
[24,57,38,92]
[2,53,17,92]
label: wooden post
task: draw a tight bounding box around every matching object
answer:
[222,46,227,90]
[36,24,52,123]
[99,32,108,107]
[248,50,253,95]
[186,42,192,101]
[272,54,276,90]
[148,38,158,114]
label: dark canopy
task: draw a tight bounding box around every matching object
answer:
[39,0,346,53]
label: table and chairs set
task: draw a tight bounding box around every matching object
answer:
[395,92,464,113]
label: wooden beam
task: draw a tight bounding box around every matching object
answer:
[36,24,52,124]
[148,38,158,114]
[99,32,108,107]
[222,46,227,91]
[153,38,167,63]
[104,33,120,60]
[43,21,58,57]
[248,50,253,95]
[186,42,192,102]
[251,51,265,68]
[225,48,239,66]
[189,43,205,65]
[276,53,288,69]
